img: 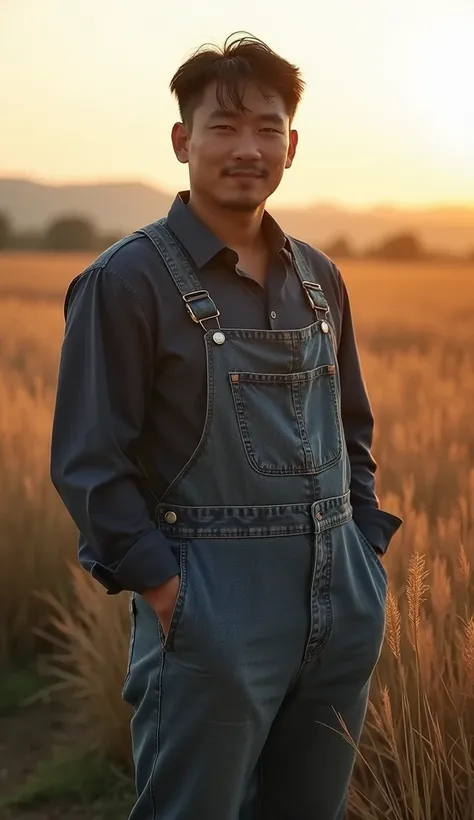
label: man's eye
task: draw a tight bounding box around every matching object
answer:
[260,128,281,134]
[211,125,234,130]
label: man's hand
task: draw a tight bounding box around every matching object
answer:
[141,575,180,639]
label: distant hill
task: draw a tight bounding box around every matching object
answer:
[0,178,172,235]
[1,177,473,254]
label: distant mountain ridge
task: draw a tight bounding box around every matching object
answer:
[1,177,473,254]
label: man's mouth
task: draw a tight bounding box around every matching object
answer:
[224,170,265,178]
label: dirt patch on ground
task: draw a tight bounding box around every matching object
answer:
[0,703,61,792]
[0,703,90,820]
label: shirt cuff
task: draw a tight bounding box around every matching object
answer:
[90,530,181,595]
[352,506,402,555]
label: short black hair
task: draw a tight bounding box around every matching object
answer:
[169,32,305,127]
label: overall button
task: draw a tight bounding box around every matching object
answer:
[213,331,226,345]
[270,310,277,320]
[320,320,329,334]
[164,511,177,524]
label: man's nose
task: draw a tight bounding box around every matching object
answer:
[231,133,262,162]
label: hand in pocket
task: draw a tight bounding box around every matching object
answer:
[141,575,180,639]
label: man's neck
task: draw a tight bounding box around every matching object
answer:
[187,191,266,252]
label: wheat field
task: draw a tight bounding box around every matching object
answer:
[1,252,474,818]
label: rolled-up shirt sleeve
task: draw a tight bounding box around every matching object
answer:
[336,270,402,554]
[50,266,180,594]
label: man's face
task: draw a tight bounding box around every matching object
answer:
[172,82,298,212]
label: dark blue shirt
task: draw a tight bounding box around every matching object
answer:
[50,192,400,595]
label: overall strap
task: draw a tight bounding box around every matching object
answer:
[287,237,330,323]
[135,219,221,330]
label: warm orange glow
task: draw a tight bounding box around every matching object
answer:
[393,16,474,173]
[0,0,473,207]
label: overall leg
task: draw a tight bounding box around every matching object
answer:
[260,519,388,820]
[123,535,313,820]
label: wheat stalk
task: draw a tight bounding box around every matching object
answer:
[458,543,471,584]
[462,617,474,686]
[406,551,430,651]
[386,588,402,662]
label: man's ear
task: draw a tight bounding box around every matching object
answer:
[285,129,298,169]
[171,122,190,164]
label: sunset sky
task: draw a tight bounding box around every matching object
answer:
[1,0,473,208]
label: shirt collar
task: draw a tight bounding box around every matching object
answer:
[166,191,290,269]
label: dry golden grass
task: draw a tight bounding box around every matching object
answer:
[1,252,474,815]
[348,550,474,818]
[0,252,94,300]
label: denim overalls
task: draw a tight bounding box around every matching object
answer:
[122,220,388,820]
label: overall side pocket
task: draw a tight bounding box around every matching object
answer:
[354,521,388,585]
[122,592,137,692]
[159,539,189,653]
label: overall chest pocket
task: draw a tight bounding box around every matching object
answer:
[229,364,342,476]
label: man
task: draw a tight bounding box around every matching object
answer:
[51,32,402,820]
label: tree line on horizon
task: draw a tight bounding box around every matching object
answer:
[0,210,472,262]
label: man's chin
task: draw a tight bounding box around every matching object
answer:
[218,195,265,213]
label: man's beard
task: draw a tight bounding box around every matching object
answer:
[219,196,264,213]
[218,168,269,213]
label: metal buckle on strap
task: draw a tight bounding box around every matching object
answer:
[301,281,329,317]
[182,290,220,328]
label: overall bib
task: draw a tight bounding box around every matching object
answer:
[123,221,388,820]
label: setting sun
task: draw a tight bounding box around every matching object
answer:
[399,14,474,172]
